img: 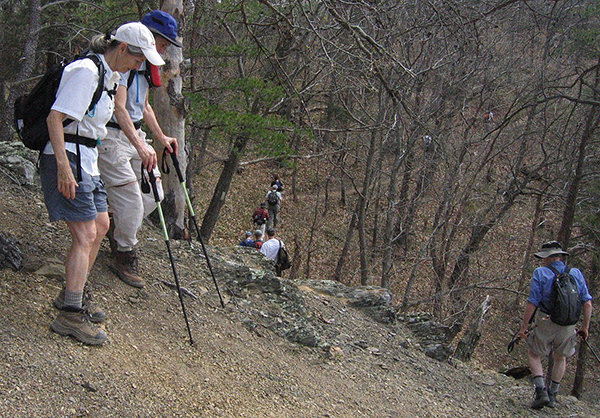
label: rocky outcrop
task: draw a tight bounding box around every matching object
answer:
[0,141,39,187]
[200,246,453,360]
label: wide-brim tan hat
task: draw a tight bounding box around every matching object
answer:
[534,241,569,259]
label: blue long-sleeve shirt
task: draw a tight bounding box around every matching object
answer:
[527,260,592,313]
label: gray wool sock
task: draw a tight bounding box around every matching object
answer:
[63,290,83,309]
[533,376,545,390]
[549,380,560,394]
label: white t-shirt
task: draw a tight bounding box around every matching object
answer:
[260,238,282,261]
[44,54,120,176]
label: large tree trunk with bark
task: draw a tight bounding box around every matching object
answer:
[454,296,491,361]
[154,0,188,238]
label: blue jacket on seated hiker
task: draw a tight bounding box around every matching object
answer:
[240,231,255,247]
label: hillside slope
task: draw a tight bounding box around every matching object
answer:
[0,148,598,417]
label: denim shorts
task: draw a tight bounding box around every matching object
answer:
[40,151,108,222]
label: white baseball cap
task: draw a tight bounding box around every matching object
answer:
[114,22,165,66]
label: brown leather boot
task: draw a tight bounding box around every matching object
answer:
[110,250,145,288]
[54,288,106,323]
[51,308,107,346]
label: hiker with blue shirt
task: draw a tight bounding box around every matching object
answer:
[519,241,593,409]
[98,10,182,289]
[239,231,255,247]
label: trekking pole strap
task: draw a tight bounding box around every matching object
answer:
[161,147,171,175]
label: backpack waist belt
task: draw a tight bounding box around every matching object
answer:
[64,134,97,148]
[106,120,142,131]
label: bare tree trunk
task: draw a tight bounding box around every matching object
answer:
[566,62,600,396]
[557,63,600,247]
[332,209,358,282]
[154,0,187,238]
[303,174,324,280]
[358,129,378,285]
[381,144,403,289]
[200,137,248,242]
[572,251,599,398]
[514,194,543,309]
[4,0,42,140]
[454,296,491,361]
[288,235,301,281]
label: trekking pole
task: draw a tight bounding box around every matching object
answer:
[163,151,225,308]
[507,307,537,353]
[145,168,194,344]
[582,337,600,364]
[507,329,520,353]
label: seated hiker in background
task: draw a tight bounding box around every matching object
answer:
[271,174,283,192]
[252,202,269,236]
[43,22,164,346]
[239,231,255,247]
[254,230,264,250]
[519,241,592,410]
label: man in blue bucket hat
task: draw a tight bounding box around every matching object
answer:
[97,10,182,289]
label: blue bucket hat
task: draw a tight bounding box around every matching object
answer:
[141,10,183,48]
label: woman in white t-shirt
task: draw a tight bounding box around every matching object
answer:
[40,22,164,346]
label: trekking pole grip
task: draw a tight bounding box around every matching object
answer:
[147,169,161,202]
[169,151,185,183]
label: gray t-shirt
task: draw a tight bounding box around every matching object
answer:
[110,62,149,124]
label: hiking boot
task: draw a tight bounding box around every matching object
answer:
[53,289,106,323]
[547,391,557,408]
[51,308,107,346]
[106,214,117,256]
[531,387,549,409]
[110,250,145,288]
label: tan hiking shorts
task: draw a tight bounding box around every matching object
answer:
[527,315,578,357]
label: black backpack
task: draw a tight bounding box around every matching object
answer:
[276,240,291,271]
[13,54,106,151]
[267,191,279,206]
[545,265,583,326]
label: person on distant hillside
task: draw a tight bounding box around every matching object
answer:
[260,228,285,275]
[265,185,282,229]
[519,241,592,410]
[254,230,264,250]
[239,231,255,248]
[271,174,283,192]
[252,202,269,236]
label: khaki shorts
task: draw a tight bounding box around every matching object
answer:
[527,315,578,357]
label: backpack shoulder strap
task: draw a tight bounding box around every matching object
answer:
[82,54,106,112]
[127,70,137,89]
[547,265,560,276]
[126,68,155,89]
